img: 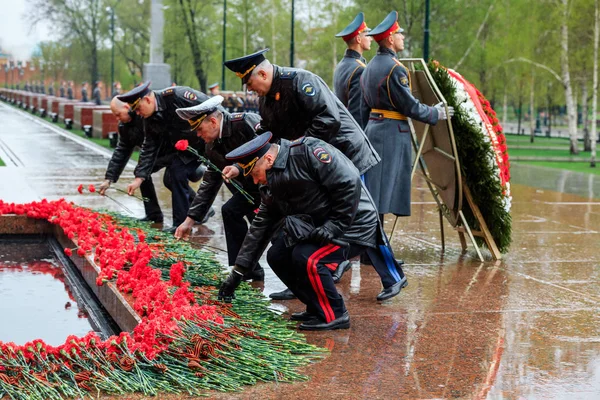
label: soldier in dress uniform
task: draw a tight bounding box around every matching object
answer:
[98,97,165,223]
[360,11,453,218]
[47,81,54,96]
[118,81,214,233]
[174,95,264,281]
[81,82,89,102]
[208,82,220,97]
[333,12,372,127]
[67,81,74,100]
[217,133,408,330]
[59,81,66,98]
[39,81,45,94]
[93,81,102,105]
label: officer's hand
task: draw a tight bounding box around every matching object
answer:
[434,102,454,120]
[174,217,195,240]
[127,178,144,196]
[217,269,244,303]
[309,226,335,245]
[222,165,240,183]
[99,180,111,196]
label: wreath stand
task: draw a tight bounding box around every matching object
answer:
[386,58,502,262]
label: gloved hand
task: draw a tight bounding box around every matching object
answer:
[434,102,455,120]
[309,225,335,245]
[218,269,244,303]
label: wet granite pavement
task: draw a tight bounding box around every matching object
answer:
[2,103,600,399]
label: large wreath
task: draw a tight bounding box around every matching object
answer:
[429,61,512,253]
[0,198,322,399]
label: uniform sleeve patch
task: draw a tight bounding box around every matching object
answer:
[183,90,197,101]
[312,146,331,163]
[290,136,306,146]
[254,122,262,131]
[302,83,316,97]
[400,76,409,87]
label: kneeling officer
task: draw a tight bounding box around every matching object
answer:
[217,132,408,331]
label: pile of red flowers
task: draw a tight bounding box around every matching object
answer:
[0,198,223,361]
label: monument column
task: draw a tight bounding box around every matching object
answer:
[143,0,171,89]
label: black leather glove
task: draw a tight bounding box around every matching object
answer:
[218,269,244,303]
[309,225,335,245]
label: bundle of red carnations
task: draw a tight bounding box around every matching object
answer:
[0,198,323,400]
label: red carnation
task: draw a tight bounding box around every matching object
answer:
[88,185,96,193]
[77,184,84,194]
[64,248,72,256]
[175,140,189,151]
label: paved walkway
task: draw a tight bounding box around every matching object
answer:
[2,103,600,399]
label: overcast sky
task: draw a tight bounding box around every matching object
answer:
[0,0,52,60]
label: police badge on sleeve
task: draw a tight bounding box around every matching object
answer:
[313,147,332,163]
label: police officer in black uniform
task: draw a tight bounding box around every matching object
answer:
[118,81,213,233]
[217,133,408,330]
[360,11,453,218]
[224,49,380,295]
[98,97,164,222]
[174,95,264,281]
[333,12,372,127]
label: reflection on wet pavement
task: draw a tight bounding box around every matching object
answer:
[2,103,600,399]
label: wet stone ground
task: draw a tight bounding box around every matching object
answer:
[1,103,600,399]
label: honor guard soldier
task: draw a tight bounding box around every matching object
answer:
[59,81,66,98]
[47,81,54,96]
[39,81,45,94]
[174,95,264,281]
[208,82,220,97]
[118,81,213,233]
[360,11,453,218]
[217,133,408,330]
[81,82,89,102]
[333,12,372,127]
[67,81,74,100]
[93,81,102,105]
[99,97,165,223]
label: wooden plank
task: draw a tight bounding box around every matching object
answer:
[462,183,502,260]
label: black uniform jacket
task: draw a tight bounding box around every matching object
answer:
[235,137,379,270]
[135,86,209,180]
[104,115,145,183]
[258,65,380,175]
[333,49,367,127]
[187,112,262,221]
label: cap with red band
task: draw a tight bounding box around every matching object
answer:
[367,11,404,42]
[335,12,370,42]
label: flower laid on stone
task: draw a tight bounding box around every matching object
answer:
[0,199,324,398]
[174,140,255,204]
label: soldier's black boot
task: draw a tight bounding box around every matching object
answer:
[332,260,352,283]
[138,214,164,223]
[269,288,296,300]
[376,276,408,301]
[299,311,350,331]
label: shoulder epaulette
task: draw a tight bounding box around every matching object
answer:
[392,58,403,67]
[161,88,174,96]
[280,70,297,80]
[355,59,367,68]
[290,136,306,147]
[230,112,245,121]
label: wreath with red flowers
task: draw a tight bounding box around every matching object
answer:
[0,199,322,399]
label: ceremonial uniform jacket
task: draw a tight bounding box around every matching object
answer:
[67,87,73,100]
[187,112,262,222]
[48,86,54,96]
[93,87,102,105]
[59,86,65,98]
[104,114,145,183]
[359,46,439,216]
[333,49,367,127]
[81,87,88,102]
[135,86,209,180]
[258,65,380,175]
[235,137,379,270]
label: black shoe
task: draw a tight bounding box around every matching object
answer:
[197,207,215,225]
[161,226,177,234]
[332,260,352,283]
[299,311,350,331]
[376,276,408,301]
[243,266,265,282]
[290,310,318,322]
[138,214,164,223]
[269,288,297,300]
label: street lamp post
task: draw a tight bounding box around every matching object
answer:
[108,6,115,98]
[290,0,295,67]
[222,0,227,90]
[423,0,430,62]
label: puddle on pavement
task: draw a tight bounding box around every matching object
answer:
[0,240,96,345]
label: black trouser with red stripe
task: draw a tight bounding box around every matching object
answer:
[267,235,364,323]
